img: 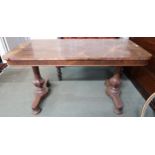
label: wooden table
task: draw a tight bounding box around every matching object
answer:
[3,39,152,115]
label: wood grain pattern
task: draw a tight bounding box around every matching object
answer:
[3,39,151,66]
[126,37,155,110]
[56,37,119,80]
[2,38,152,115]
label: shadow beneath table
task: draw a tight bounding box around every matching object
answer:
[60,67,127,81]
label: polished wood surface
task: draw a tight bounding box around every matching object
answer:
[126,37,155,110]
[3,39,151,66]
[3,39,152,115]
[56,37,119,80]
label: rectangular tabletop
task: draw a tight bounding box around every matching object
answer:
[3,39,152,66]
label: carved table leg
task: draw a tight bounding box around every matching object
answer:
[56,66,62,81]
[105,67,123,114]
[32,66,49,115]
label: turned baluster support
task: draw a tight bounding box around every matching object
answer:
[32,66,49,115]
[56,66,62,81]
[105,67,123,114]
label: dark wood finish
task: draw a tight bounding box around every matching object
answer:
[3,39,152,114]
[105,67,123,114]
[56,37,119,80]
[60,37,119,39]
[0,56,7,72]
[0,63,7,72]
[3,39,151,66]
[0,56,2,63]
[125,37,155,110]
[32,66,49,114]
[56,66,62,81]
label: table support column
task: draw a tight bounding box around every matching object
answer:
[105,67,123,114]
[56,66,62,81]
[32,66,49,115]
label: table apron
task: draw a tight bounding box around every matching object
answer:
[7,59,148,66]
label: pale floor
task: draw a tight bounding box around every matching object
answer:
[0,66,154,117]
